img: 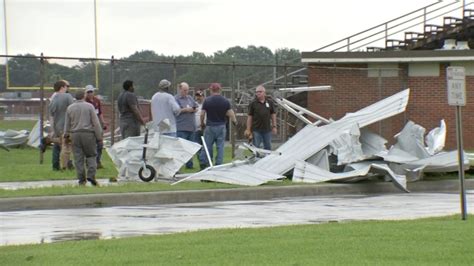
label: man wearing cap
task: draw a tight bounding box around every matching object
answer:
[64,89,103,186]
[85,85,107,169]
[150,79,194,136]
[117,80,146,139]
[175,82,198,168]
[200,83,237,169]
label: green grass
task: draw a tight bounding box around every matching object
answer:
[0,147,118,182]
[0,145,276,198]
[0,119,36,131]
[1,215,473,265]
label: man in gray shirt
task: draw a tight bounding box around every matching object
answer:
[175,82,198,168]
[64,89,103,186]
[49,80,74,171]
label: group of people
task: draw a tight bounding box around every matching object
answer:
[117,80,277,172]
[48,80,107,186]
[48,78,278,186]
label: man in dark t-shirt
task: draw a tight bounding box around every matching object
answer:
[117,80,145,140]
[200,83,237,169]
[245,85,277,150]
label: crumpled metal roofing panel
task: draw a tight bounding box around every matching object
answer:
[107,134,201,181]
[254,89,410,175]
[188,164,284,186]
[293,160,408,192]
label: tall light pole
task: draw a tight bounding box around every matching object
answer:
[3,0,10,89]
[94,0,99,89]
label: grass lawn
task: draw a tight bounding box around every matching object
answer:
[0,215,473,265]
[0,119,37,131]
[0,143,265,197]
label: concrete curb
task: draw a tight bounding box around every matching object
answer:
[1,179,472,211]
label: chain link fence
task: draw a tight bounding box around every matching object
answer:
[0,55,409,153]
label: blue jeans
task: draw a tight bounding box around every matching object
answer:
[177,131,195,168]
[201,125,226,166]
[194,130,205,165]
[252,130,272,150]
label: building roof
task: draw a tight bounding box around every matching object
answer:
[301,50,474,64]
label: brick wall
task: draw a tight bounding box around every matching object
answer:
[307,63,473,149]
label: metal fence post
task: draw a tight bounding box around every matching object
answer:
[39,53,45,164]
[283,63,288,141]
[173,58,177,95]
[110,56,116,145]
[378,68,383,135]
[231,61,236,158]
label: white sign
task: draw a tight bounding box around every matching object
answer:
[447,67,466,106]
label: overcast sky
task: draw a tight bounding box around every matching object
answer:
[1,0,450,62]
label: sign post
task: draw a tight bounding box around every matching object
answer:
[446,66,467,220]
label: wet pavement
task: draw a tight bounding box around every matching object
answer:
[1,192,473,246]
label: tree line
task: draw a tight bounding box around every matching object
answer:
[0,45,302,99]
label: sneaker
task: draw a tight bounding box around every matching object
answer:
[86,177,99,186]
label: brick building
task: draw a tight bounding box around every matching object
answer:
[301,50,474,148]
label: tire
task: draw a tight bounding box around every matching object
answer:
[138,165,156,182]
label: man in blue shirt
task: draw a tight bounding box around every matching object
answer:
[200,83,237,169]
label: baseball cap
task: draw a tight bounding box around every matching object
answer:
[85,85,95,93]
[209,83,221,90]
[158,79,171,89]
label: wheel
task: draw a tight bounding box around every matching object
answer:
[138,164,156,182]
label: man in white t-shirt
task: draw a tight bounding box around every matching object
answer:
[150,79,193,136]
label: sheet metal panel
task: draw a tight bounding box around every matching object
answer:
[255,89,410,175]
[293,161,408,192]
[188,165,284,186]
[107,134,201,181]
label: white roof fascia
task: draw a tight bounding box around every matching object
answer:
[279,86,332,92]
[255,89,410,175]
[302,56,474,63]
